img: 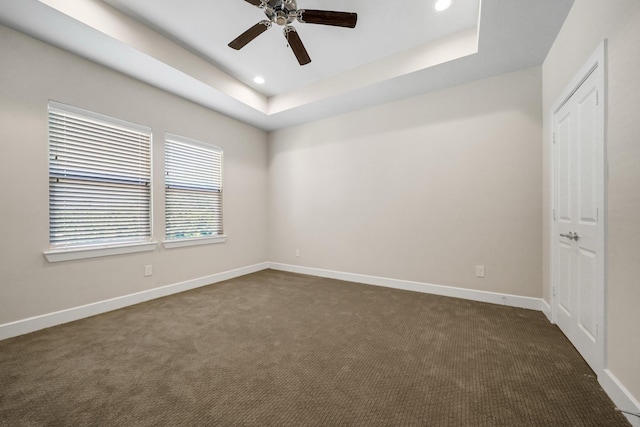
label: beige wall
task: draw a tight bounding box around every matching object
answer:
[268,67,543,298]
[542,0,640,403]
[0,25,269,325]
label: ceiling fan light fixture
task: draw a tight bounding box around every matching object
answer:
[434,0,453,12]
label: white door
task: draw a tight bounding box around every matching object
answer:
[552,48,605,374]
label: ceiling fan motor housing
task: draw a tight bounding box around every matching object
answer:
[265,0,298,26]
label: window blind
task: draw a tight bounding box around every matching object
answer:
[48,101,152,248]
[165,134,223,240]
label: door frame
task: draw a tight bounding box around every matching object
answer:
[549,40,607,372]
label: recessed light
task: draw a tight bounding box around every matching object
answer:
[434,0,453,12]
[253,76,265,85]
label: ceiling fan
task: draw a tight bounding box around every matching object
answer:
[228,0,358,66]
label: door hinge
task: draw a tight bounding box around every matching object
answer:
[553,132,556,144]
[596,208,599,222]
[596,91,599,106]
[595,323,599,338]
[553,208,556,221]
[552,286,556,297]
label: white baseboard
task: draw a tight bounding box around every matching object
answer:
[0,262,270,341]
[600,369,640,426]
[1,261,542,340]
[541,299,552,322]
[268,263,543,311]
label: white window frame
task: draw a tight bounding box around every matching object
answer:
[163,133,225,249]
[44,101,157,262]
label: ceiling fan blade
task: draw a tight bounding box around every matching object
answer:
[228,21,271,50]
[297,10,358,28]
[284,27,311,66]
[243,0,262,6]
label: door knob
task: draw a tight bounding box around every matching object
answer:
[560,232,580,241]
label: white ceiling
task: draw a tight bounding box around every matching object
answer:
[0,0,574,131]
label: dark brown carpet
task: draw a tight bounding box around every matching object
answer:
[0,269,629,426]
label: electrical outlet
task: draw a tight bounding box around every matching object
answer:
[295,249,300,257]
[144,265,152,277]
[476,265,485,278]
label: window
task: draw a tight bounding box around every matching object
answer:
[164,133,224,247]
[46,101,154,261]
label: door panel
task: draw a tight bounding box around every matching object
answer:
[557,241,572,317]
[557,112,572,222]
[578,88,598,224]
[577,246,597,340]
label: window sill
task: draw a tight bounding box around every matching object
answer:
[162,235,227,249]
[44,241,158,263]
